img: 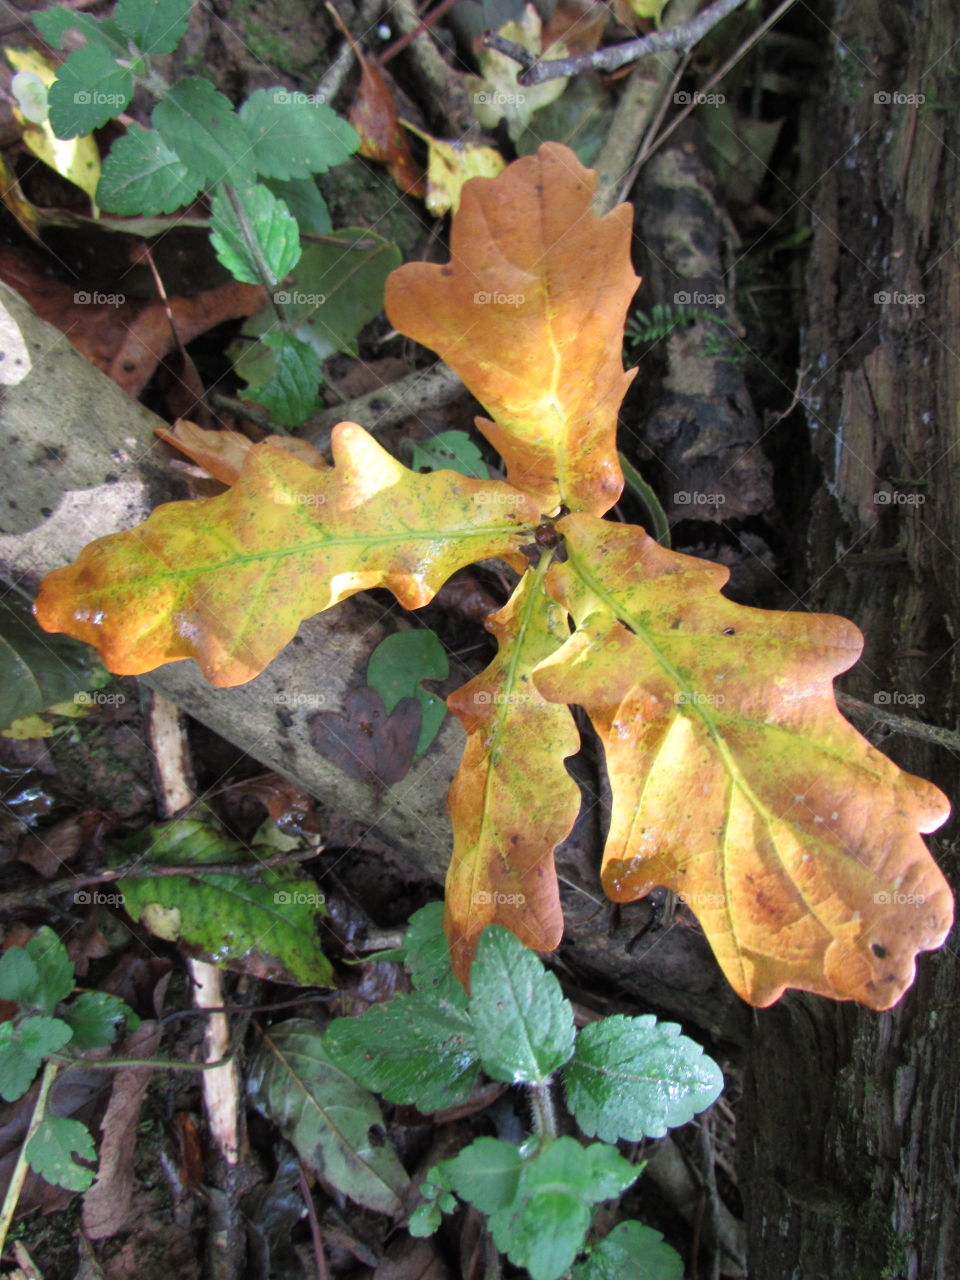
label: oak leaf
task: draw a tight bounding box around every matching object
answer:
[385,142,638,516]
[34,425,540,686]
[531,515,953,1009]
[444,567,581,982]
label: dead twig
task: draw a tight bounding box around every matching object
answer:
[485,0,746,87]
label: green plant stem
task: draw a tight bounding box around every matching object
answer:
[50,1048,238,1072]
[223,183,288,330]
[0,1060,59,1255]
[618,452,671,547]
[527,1080,557,1143]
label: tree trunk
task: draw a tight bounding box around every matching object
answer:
[740,3,960,1276]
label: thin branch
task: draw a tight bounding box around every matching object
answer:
[0,846,323,913]
[375,0,459,66]
[837,692,960,754]
[485,0,747,87]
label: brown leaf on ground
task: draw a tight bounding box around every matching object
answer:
[156,419,328,486]
[16,812,84,878]
[309,688,421,786]
[542,0,608,56]
[349,56,424,195]
[0,245,266,398]
[82,1019,162,1239]
[371,1235,453,1279]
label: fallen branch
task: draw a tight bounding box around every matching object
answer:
[485,0,746,87]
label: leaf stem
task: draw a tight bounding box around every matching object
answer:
[527,1080,557,1143]
[0,1060,59,1255]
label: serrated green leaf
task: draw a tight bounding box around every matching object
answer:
[33,8,128,55]
[237,231,401,362]
[116,819,332,986]
[47,45,132,139]
[210,183,301,288]
[248,1018,409,1215]
[433,1136,523,1213]
[409,430,489,479]
[241,331,321,428]
[324,990,478,1112]
[61,991,138,1049]
[0,595,105,732]
[0,1017,73,1102]
[400,902,467,1007]
[114,0,192,54]
[367,630,449,758]
[24,927,75,1013]
[153,78,255,187]
[0,947,40,1006]
[564,1015,723,1142]
[238,87,358,180]
[96,123,204,215]
[25,1114,96,1190]
[469,927,575,1084]
[265,177,331,234]
[486,1138,639,1280]
[572,1221,683,1280]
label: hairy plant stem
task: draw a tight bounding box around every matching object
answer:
[0,1060,59,1255]
[223,183,288,331]
[527,1080,557,1143]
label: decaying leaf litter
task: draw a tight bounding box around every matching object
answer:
[0,1,955,1278]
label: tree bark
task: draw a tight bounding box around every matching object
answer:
[740,3,960,1276]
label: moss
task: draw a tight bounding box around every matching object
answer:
[229,0,331,78]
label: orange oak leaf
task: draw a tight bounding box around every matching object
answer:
[533,514,953,1010]
[156,418,328,486]
[34,425,540,687]
[444,564,581,984]
[385,142,638,516]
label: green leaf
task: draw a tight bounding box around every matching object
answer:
[96,124,205,215]
[241,331,321,428]
[116,819,332,986]
[408,1200,442,1236]
[238,87,358,180]
[433,1136,523,1213]
[12,72,49,126]
[210,183,301,288]
[367,630,449,758]
[564,1015,724,1142]
[114,0,193,54]
[47,44,132,139]
[469,926,575,1084]
[61,992,139,1049]
[324,990,479,1112]
[572,1221,684,1280]
[265,177,332,234]
[400,902,467,1008]
[153,78,255,187]
[409,429,489,480]
[33,8,128,55]
[0,1017,73,1102]
[25,1114,96,1191]
[0,595,105,732]
[487,1138,639,1280]
[248,1018,409,1216]
[24,927,75,1013]
[0,947,40,1006]
[237,231,401,362]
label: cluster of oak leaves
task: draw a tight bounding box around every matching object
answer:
[35,144,953,1011]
